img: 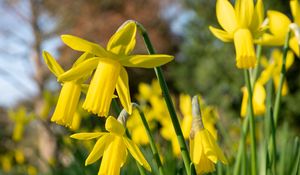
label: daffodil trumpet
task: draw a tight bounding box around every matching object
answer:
[209,0,265,69]
[190,96,227,175]
[42,51,92,128]
[71,116,151,175]
[58,20,173,117]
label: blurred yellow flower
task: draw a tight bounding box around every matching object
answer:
[258,6,300,56]
[258,49,294,96]
[209,0,265,69]
[14,149,25,165]
[8,107,34,142]
[0,154,12,173]
[59,21,173,117]
[240,82,266,117]
[43,51,91,128]
[27,165,37,175]
[71,116,151,175]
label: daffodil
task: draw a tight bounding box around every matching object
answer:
[240,81,266,117]
[58,21,173,117]
[43,51,91,128]
[209,0,265,69]
[8,107,34,142]
[0,154,12,173]
[71,116,151,175]
[258,49,294,96]
[258,3,300,57]
[180,94,218,139]
[190,96,227,174]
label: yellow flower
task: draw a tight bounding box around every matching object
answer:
[258,49,294,96]
[58,21,173,117]
[71,116,151,175]
[180,94,218,139]
[240,82,266,117]
[14,149,25,165]
[190,96,227,175]
[0,154,12,173]
[42,51,91,128]
[258,6,300,56]
[8,107,34,142]
[209,0,265,69]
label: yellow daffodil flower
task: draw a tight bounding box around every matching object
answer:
[258,4,300,57]
[58,21,173,117]
[209,0,265,69]
[240,82,266,117]
[180,94,218,139]
[71,116,151,175]
[42,51,92,128]
[0,154,12,173]
[190,96,227,174]
[258,49,294,96]
[14,149,25,165]
[27,165,38,175]
[8,107,34,142]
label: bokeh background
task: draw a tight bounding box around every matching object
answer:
[0,0,299,174]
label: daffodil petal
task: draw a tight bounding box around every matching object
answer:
[290,0,300,25]
[119,54,173,68]
[209,26,233,42]
[105,116,125,135]
[61,35,108,57]
[286,50,295,69]
[235,0,254,27]
[85,134,113,165]
[250,0,264,32]
[123,137,151,171]
[268,10,291,41]
[216,0,238,33]
[42,51,64,77]
[70,132,105,140]
[73,52,94,67]
[116,67,132,114]
[107,21,137,55]
[58,57,100,82]
[289,36,300,57]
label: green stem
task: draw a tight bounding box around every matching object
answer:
[133,103,166,175]
[111,99,148,175]
[273,31,291,127]
[233,45,262,175]
[136,22,195,175]
[244,69,257,175]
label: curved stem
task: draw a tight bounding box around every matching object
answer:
[133,103,166,175]
[136,22,195,175]
[273,31,291,127]
[244,69,257,175]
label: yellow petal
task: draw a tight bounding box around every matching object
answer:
[268,10,291,43]
[116,67,132,114]
[73,52,94,67]
[233,29,256,69]
[290,0,300,25]
[42,51,64,77]
[216,0,238,33]
[119,54,174,68]
[51,82,81,127]
[209,26,233,42]
[107,21,137,55]
[61,35,108,57]
[58,57,100,82]
[252,82,266,115]
[85,134,113,165]
[70,132,105,140]
[240,86,248,117]
[99,136,127,175]
[250,0,264,32]
[123,137,151,171]
[82,59,121,116]
[235,0,254,28]
[105,116,125,135]
[286,50,295,69]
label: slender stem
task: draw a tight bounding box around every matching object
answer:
[273,31,291,127]
[133,103,166,175]
[233,45,262,175]
[136,22,195,175]
[111,99,148,175]
[244,69,257,175]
